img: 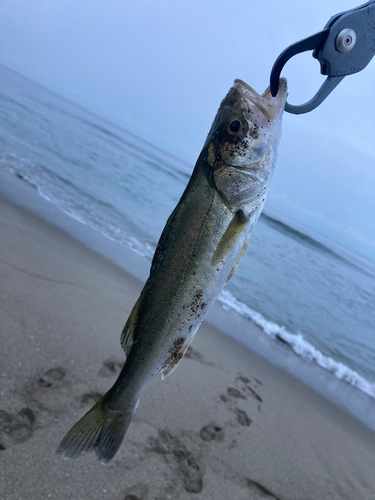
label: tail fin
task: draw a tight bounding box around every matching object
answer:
[56,397,134,464]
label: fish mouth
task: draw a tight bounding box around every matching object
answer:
[233,78,287,122]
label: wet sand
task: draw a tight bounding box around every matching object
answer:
[1,192,375,500]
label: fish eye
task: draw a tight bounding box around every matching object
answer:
[228,119,241,134]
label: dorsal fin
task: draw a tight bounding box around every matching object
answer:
[120,292,144,356]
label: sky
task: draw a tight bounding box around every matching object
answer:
[0,0,374,262]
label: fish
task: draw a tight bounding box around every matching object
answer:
[56,77,287,464]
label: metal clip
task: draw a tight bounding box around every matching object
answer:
[270,0,375,114]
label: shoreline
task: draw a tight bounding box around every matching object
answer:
[1,176,375,499]
[1,167,374,431]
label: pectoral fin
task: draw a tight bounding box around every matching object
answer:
[211,210,249,267]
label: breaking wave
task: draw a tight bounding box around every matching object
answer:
[218,289,375,400]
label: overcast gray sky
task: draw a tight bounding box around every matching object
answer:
[0,0,374,262]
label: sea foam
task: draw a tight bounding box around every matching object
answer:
[218,289,375,400]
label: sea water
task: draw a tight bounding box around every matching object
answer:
[1,64,374,408]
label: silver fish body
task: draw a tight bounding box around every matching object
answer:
[56,78,287,464]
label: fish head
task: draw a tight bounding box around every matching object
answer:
[205,78,287,210]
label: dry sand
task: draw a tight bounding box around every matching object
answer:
[0,192,375,500]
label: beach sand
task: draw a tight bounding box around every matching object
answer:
[0,190,375,500]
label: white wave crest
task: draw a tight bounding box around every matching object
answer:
[218,289,375,399]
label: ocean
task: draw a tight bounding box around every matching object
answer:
[1,64,374,418]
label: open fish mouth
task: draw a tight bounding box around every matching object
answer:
[233,78,287,122]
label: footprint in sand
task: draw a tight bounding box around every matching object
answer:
[236,374,263,402]
[98,358,124,377]
[173,448,202,493]
[18,366,104,436]
[38,367,67,388]
[218,373,263,429]
[0,407,36,449]
[26,366,68,399]
[233,408,252,427]
[199,423,224,442]
[118,482,149,500]
[148,429,204,494]
[19,366,71,422]
[226,387,246,399]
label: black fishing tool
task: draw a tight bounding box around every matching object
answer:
[270,1,375,114]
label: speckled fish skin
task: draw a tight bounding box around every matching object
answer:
[56,78,287,464]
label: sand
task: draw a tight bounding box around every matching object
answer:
[0,190,375,500]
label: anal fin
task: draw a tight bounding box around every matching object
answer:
[160,337,194,380]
